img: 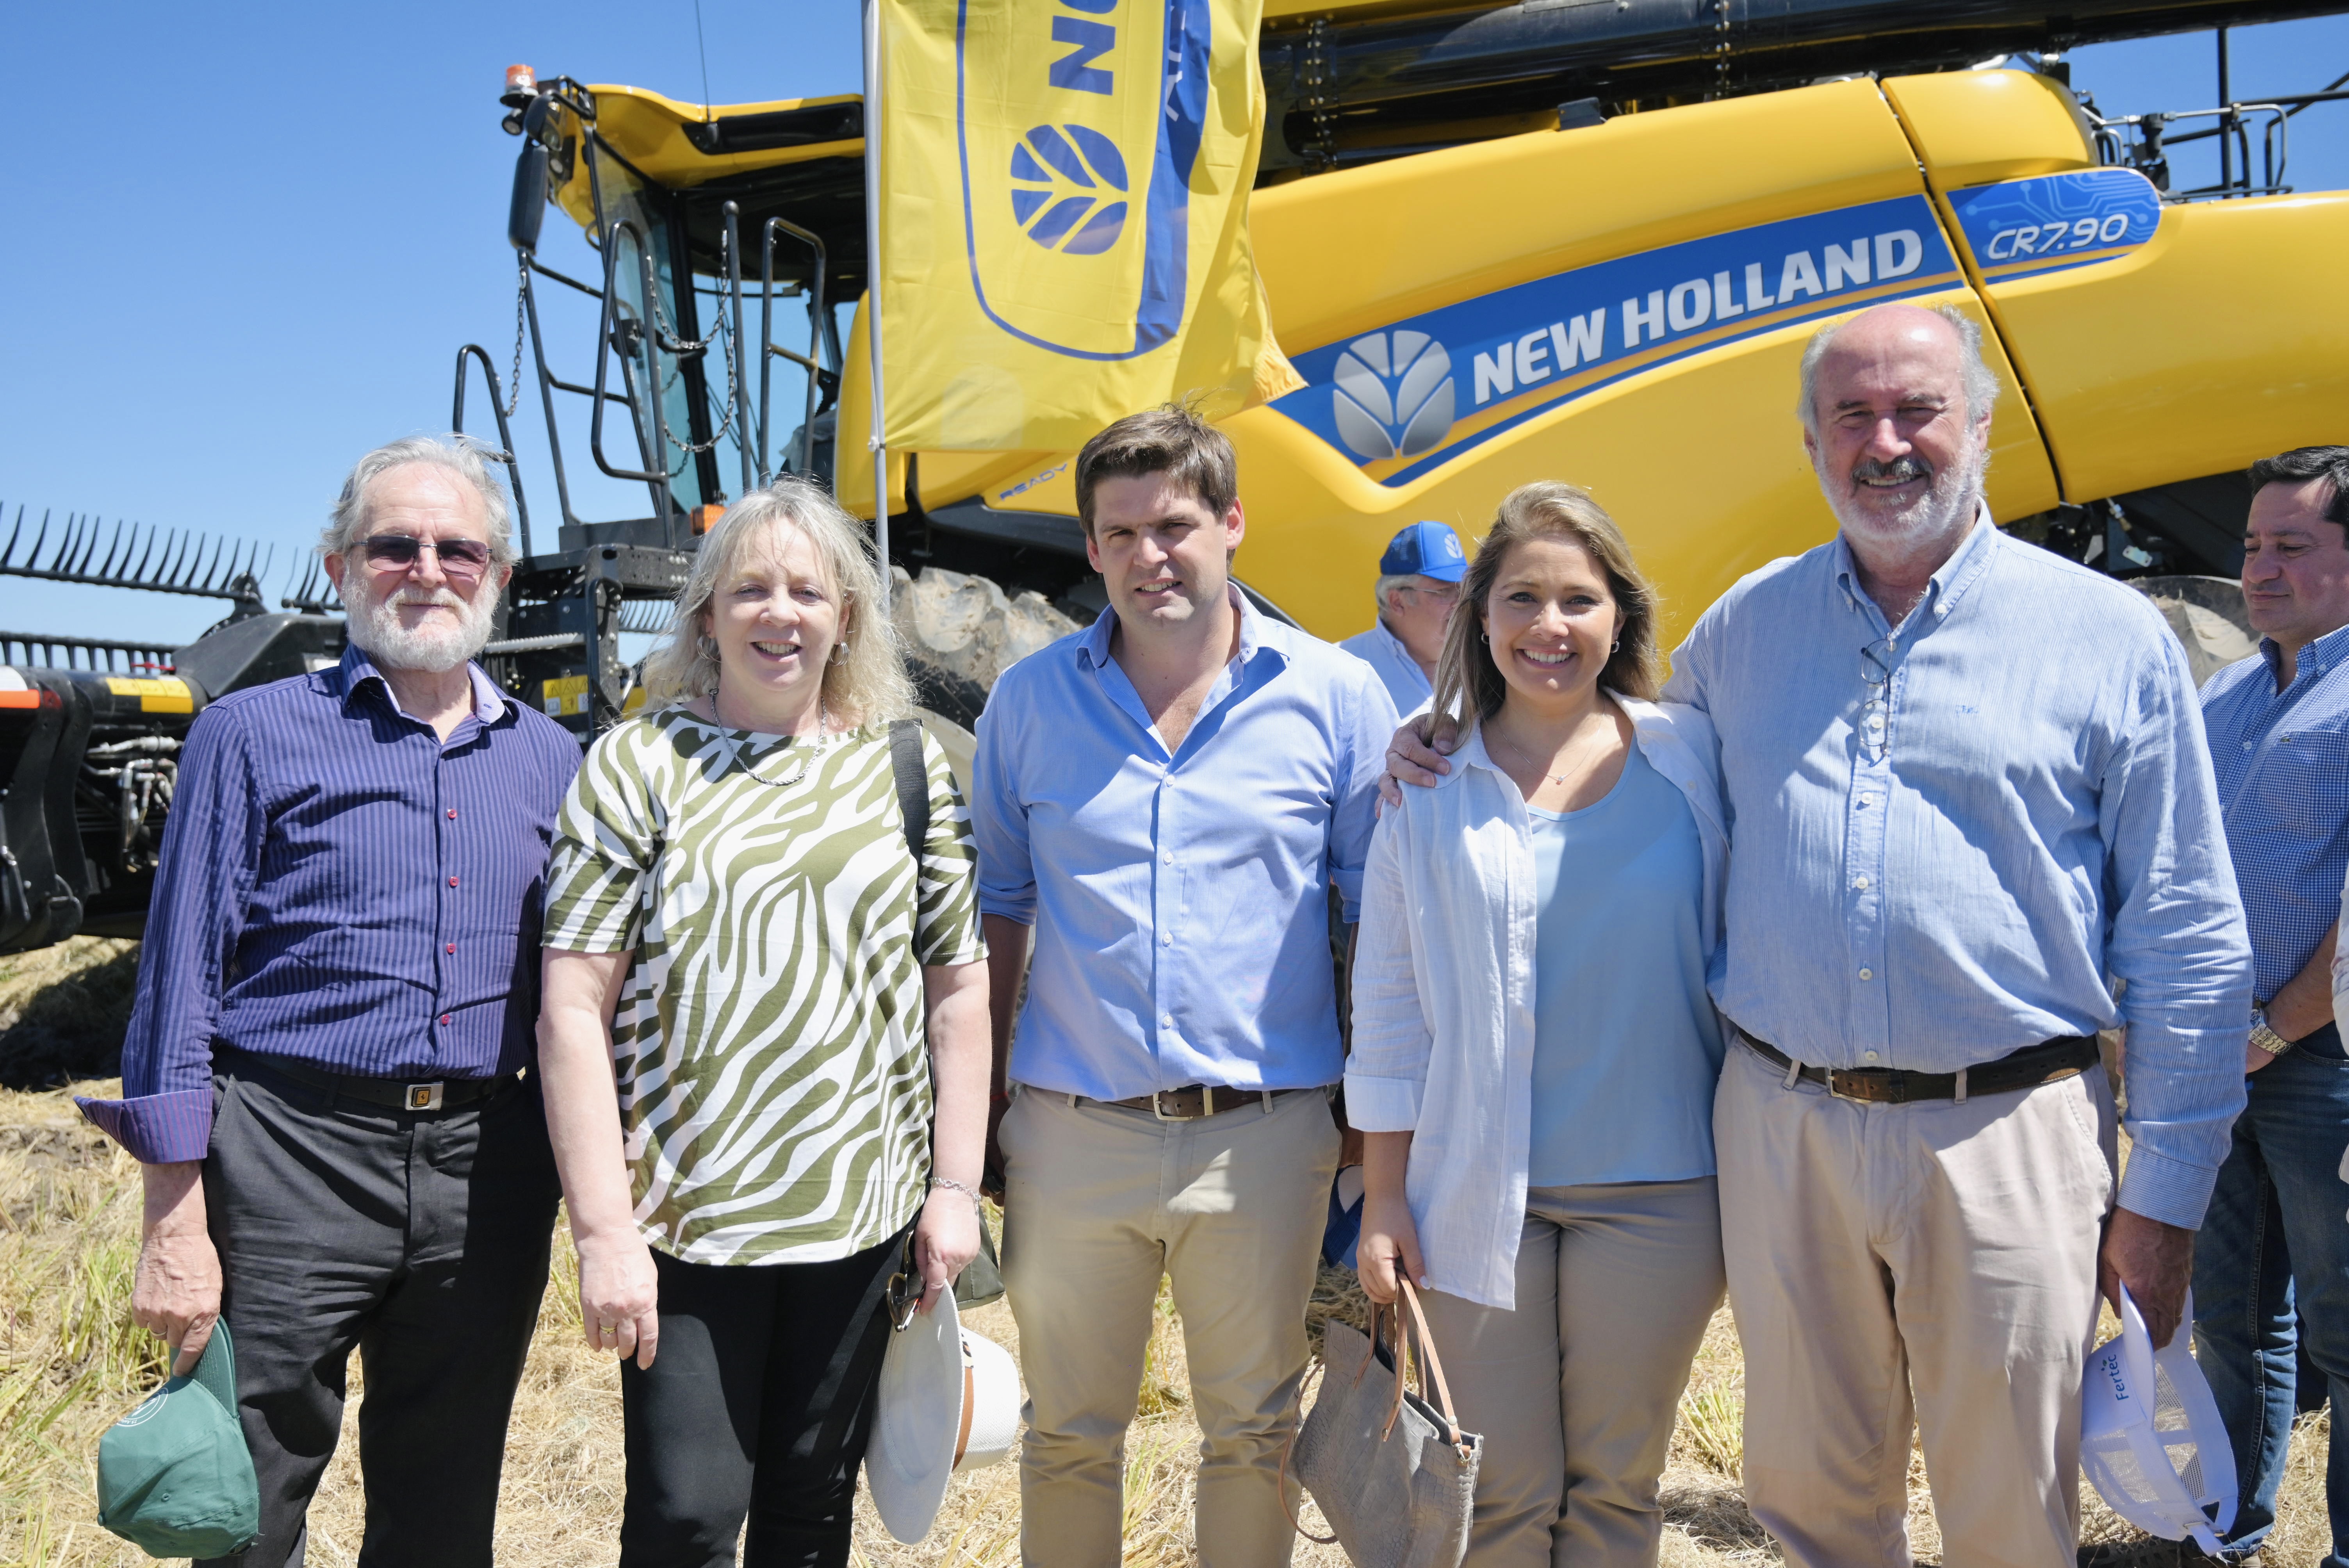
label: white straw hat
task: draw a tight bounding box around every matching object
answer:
[2080,1285,2237,1554]
[865,1287,1023,1543]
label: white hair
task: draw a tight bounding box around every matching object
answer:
[1374,572,1420,618]
[321,435,518,564]
[1796,303,1999,436]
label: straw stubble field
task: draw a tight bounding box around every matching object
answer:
[0,940,2337,1566]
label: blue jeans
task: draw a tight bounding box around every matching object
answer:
[2192,1037,2349,1566]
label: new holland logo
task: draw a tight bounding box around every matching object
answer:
[1331,331,1455,461]
[1009,124,1130,256]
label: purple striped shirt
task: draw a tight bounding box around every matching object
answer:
[77,645,581,1163]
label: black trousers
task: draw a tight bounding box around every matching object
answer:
[199,1056,562,1568]
[618,1231,908,1568]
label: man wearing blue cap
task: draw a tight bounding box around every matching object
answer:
[1340,520,1468,714]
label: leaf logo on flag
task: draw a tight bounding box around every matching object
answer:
[1010,125,1131,256]
[1331,331,1456,460]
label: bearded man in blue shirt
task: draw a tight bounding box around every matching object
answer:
[1388,303,2253,1568]
[79,437,581,1568]
[972,405,1397,1566]
[2179,445,2349,1568]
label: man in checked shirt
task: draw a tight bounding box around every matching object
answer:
[79,437,581,1568]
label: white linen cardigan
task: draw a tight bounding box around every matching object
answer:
[1344,695,1729,1310]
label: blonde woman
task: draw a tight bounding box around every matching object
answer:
[535,479,989,1567]
[1350,483,1729,1567]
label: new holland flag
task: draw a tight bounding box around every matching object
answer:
[860,0,1299,454]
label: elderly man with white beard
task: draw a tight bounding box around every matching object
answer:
[79,436,582,1568]
[1385,304,2252,1566]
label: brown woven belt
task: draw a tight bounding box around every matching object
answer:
[1080,1085,1314,1121]
[1733,1026,2098,1105]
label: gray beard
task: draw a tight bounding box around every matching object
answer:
[1821,437,1987,555]
[345,581,497,674]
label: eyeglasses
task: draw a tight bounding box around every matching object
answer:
[361,535,495,581]
[886,1260,923,1332]
[1398,583,1460,604]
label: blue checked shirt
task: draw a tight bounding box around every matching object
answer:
[2201,621,2349,1011]
[972,590,1398,1099]
[78,646,581,1164]
[1663,515,2252,1228]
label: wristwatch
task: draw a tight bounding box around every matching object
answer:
[2249,1007,2296,1061]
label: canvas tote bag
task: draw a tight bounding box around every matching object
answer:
[1288,1278,1482,1568]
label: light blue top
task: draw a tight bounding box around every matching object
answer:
[1526,744,1722,1187]
[1661,512,2253,1229]
[973,588,1399,1099]
[2199,621,2349,1008]
[1338,620,1434,715]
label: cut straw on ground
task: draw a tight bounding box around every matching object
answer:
[0,938,2335,1564]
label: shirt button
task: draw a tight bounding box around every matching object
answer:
[447,808,458,819]
[446,943,456,954]
[1864,1050,1880,1061]
[1162,852,1174,866]
[447,876,459,887]
[1160,932,1174,947]
[438,1013,452,1026]
[1859,968,1874,981]
[2242,741,2253,750]
[1162,1014,1174,1028]
[1853,876,1870,891]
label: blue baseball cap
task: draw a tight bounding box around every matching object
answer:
[1379,520,1467,583]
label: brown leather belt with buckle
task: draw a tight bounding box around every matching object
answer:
[1732,1026,2098,1105]
[219,1046,515,1113]
[1085,1085,1312,1121]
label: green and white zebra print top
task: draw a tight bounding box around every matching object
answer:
[542,705,986,1266]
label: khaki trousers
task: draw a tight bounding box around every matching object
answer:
[1418,1178,1725,1568]
[1716,1039,2116,1568]
[1000,1085,1341,1568]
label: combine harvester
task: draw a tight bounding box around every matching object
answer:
[0,0,2342,960]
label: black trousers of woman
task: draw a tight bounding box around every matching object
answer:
[618,1227,908,1568]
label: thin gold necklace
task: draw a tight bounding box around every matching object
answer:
[711,691,831,789]
[1491,713,1608,789]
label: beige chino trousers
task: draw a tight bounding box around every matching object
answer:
[1716,1039,2117,1568]
[1000,1085,1341,1568]
[1418,1177,1726,1568]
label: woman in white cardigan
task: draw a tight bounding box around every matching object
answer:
[1350,482,1729,1568]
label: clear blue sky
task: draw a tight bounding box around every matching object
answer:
[2,4,2343,647]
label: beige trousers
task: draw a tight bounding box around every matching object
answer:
[1418,1178,1726,1568]
[1000,1085,1341,1568]
[1716,1039,2117,1568]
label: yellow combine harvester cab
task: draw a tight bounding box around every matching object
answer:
[494,3,2348,650]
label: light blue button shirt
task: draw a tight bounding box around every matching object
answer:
[1662,515,2252,1228]
[2200,621,2349,1008]
[1338,620,1434,715]
[973,590,1399,1099]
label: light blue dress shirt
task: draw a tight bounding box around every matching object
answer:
[973,590,1399,1099]
[1662,515,2252,1228]
[1526,744,1723,1188]
[2199,622,2349,1014]
[1338,620,1434,715]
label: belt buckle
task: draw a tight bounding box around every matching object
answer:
[1825,1069,1892,1105]
[1152,1087,1207,1121]
[405,1082,445,1112]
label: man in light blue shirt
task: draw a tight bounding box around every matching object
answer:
[1388,303,2251,1568]
[972,405,1395,1566]
[2187,445,2349,1568]
[1338,519,1467,713]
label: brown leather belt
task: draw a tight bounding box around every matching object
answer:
[1733,1026,2098,1105]
[221,1046,518,1112]
[1082,1085,1313,1121]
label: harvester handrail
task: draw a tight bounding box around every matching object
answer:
[451,343,538,561]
